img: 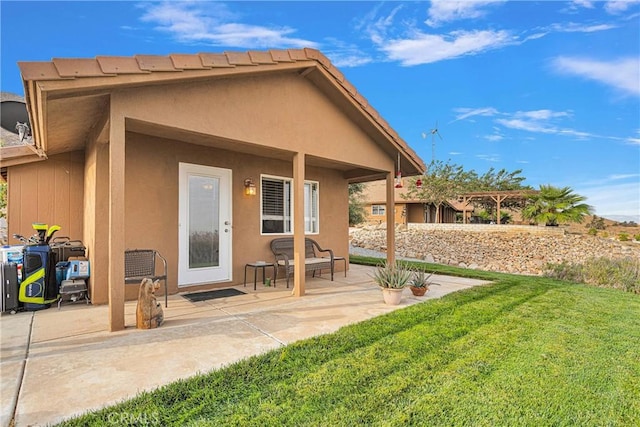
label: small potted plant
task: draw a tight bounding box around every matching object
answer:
[371,260,412,305]
[409,267,435,296]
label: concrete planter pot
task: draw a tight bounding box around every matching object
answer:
[381,288,404,305]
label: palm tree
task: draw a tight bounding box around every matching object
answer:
[522,185,593,226]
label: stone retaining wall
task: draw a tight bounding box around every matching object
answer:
[408,223,566,235]
[350,225,640,275]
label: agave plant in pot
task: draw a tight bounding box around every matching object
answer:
[409,267,435,296]
[371,260,412,305]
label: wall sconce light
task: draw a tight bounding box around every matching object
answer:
[244,178,257,196]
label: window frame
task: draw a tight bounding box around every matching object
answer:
[260,174,320,235]
[372,204,386,216]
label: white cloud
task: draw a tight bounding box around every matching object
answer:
[496,118,554,134]
[550,22,617,32]
[514,109,572,120]
[323,38,373,68]
[609,173,640,180]
[572,0,596,8]
[551,56,640,96]
[425,0,506,27]
[451,107,499,123]
[360,4,404,45]
[138,2,317,48]
[604,0,640,14]
[577,182,640,217]
[453,107,638,144]
[628,129,640,145]
[327,53,373,68]
[476,153,501,162]
[364,3,629,67]
[381,29,513,66]
[496,117,594,139]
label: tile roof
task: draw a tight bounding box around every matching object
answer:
[17,48,425,172]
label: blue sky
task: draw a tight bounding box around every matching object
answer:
[2,1,639,221]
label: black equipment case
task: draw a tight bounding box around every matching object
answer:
[1,263,19,313]
[51,238,86,262]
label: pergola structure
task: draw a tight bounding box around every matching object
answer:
[458,190,538,224]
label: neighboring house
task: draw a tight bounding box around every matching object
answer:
[362,180,534,225]
[362,179,460,225]
[0,48,425,331]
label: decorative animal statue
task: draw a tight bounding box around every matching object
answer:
[136,278,164,329]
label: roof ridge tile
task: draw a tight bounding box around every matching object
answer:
[96,56,150,74]
[170,54,208,70]
[199,53,235,68]
[53,58,114,78]
[269,49,295,63]
[135,55,181,72]
[286,49,308,61]
[248,51,277,65]
[224,51,256,66]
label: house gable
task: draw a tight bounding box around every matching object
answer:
[7,49,424,177]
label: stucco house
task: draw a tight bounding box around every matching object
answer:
[362,179,461,225]
[360,179,536,226]
[0,48,425,331]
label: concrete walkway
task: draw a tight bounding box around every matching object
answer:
[1,264,491,426]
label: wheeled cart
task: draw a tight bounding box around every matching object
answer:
[56,258,90,309]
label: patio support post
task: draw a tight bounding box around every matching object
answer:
[490,195,504,224]
[292,152,305,297]
[108,112,126,331]
[386,172,395,265]
[462,196,468,224]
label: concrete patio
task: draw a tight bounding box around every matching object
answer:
[1,264,491,427]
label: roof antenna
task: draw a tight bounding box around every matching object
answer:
[422,121,443,163]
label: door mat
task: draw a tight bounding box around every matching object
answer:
[183,288,246,302]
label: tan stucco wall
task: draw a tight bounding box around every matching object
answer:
[112,73,394,173]
[364,203,407,226]
[407,204,424,223]
[83,137,110,303]
[7,151,84,242]
[116,133,349,302]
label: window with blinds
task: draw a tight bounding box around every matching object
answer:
[304,182,318,233]
[261,176,319,234]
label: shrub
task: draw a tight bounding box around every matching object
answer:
[587,228,598,236]
[544,257,640,294]
[543,261,584,283]
[618,232,630,242]
[585,215,606,230]
[634,234,640,242]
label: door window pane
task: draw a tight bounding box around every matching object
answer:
[188,175,220,268]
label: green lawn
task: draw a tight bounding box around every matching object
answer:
[59,259,640,426]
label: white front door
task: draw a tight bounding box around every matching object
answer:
[178,163,232,286]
